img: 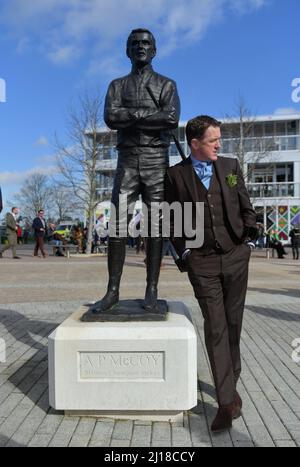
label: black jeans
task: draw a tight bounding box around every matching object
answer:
[292,244,299,259]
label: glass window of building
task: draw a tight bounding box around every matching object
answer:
[253,123,263,137]
[169,143,178,157]
[275,121,286,136]
[173,127,180,140]
[275,163,293,182]
[249,163,275,183]
[287,120,297,135]
[179,126,185,143]
[265,122,274,136]
[276,164,286,182]
[221,139,231,154]
[287,163,294,182]
[221,126,231,138]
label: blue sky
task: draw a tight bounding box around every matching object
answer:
[0,0,300,207]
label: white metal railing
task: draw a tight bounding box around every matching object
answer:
[221,135,300,154]
[246,182,300,198]
[96,159,117,171]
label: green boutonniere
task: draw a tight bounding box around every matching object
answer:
[226,173,238,188]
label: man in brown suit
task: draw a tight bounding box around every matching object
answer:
[0,207,21,259]
[165,115,257,432]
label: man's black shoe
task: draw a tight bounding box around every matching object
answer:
[13,256,21,259]
[0,252,3,258]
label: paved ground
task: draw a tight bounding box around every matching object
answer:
[0,244,299,447]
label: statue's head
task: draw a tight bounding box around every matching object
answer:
[126,28,156,66]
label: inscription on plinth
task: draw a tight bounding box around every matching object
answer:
[79,352,165,380]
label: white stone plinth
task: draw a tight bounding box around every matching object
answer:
[48,302,197,421]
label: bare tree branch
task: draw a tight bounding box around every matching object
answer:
[13,172,53,221]
[54,92,107,254]
[224,96,274,181]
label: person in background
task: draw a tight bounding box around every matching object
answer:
[17,224,23,244]
[82,227,88,254]
[48,223,65,257]
[0,207,21,259]
[73,225,84,253]
[289,225,300,260]
[270,229,286,259]
[32,209,47,258]
[256,223,265,249]
[23,228,29,244]
[160,239,178,268]
[95,214,109,245]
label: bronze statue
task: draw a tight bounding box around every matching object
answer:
[92,28,180,314]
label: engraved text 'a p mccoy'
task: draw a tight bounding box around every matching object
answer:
[80,352,164,380]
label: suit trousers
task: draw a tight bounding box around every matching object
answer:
[1,233,17,257]
[186,243,251,406]
[34,236,46,257]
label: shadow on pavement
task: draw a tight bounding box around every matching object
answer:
[0,434,25,447]
[248,287,300,299]
[0,309,60,412]
[246,305,300,322]
[199,381,216,400]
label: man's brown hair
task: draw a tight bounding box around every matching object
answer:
[186,115,221,146]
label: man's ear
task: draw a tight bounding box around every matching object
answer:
[190,138,199,153]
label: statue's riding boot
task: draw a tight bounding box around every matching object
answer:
[92,237,126,313]
[144,238,163,312]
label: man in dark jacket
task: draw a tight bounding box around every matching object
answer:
[165,115,257,432]
[0,206,20,259]
[32,209,47,258]
[289,225,300,259]
[93,28,180,314]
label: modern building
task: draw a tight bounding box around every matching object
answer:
[95,113,300,242]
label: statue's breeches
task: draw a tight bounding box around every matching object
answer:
[110,150,168,237]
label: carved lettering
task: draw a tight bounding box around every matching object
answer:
[79,352,164,380]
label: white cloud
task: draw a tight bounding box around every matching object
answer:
[0,166,56,185]
[230,0,267,14]
[16,37,30,54]
[47,45,81,65]
[35,136,49,146]
[0,0,269,67]
[34,154,57,166]
[86,55,127,79]
[273,107,300,116]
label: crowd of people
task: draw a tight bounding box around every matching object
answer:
[1,206,300,261]
[0,209,110,259]
[252,223,300,259]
